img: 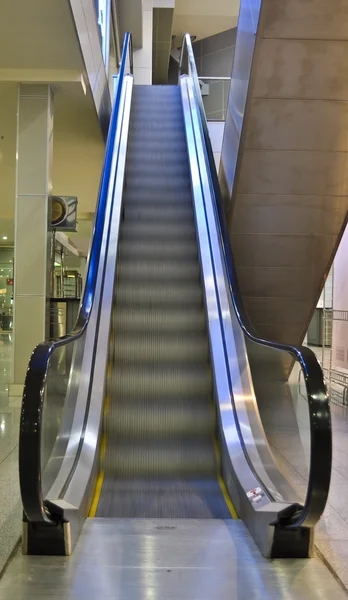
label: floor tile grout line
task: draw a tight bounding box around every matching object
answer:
[0,444,19,468]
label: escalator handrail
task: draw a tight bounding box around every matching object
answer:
[19,33,133,525]
[179,32,331,530]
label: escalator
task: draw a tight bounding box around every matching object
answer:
[19,33,331,560]
[94,85,231,519]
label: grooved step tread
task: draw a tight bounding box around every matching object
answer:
[112,306,206,332]
[103,441,218,478]
[114,281,203,307]
[116,258,200,282]
[118,239,198,260]
[108,364,212,400]
[105,398,214,438]
[111,331,209,363]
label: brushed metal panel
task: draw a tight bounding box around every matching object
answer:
[260,0,348,41]
[245,99,348,152]
[252,39,348,101]
[237,150,348,196]
[230,233,337,269]
[244,297,309,326]
[247,322,308,346]
[236,266,314,299]
[230,195,348,235]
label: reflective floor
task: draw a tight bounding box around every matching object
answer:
[0,519,347,600]
[263,361,348,591]
[0,333,12,404]
[1,336,348,593]
[0,335,22,574]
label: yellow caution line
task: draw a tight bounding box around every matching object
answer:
[89,470,104,518]
[214,438,238,519]
[89,423,108,517]
[218,473,238,520]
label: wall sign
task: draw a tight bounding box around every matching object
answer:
[50,196,78,232]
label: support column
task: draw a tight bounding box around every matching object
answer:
[133,0,153,85]
[11,84,53,393]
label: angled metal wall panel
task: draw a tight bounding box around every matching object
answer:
[220,0,348,350]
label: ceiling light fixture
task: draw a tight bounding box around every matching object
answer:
[2,236,7,240]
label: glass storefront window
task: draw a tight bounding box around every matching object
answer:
[0,249,14,334]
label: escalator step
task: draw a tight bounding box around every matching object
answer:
[120,220,196,241]
[105,398,213,439]
[116,258,200,282]
[124,204,193,223]
[118,239,198,260]
[111,331,209,363]
[124,189,193,205]
[112,306,206,332]
[103,440,217,478]
[114,280,203,307]
[125,174,191,191]
[108,364,212,400]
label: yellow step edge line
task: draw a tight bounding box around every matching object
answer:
[89,429,107,518]
[89,470,104,518]
[214,438,238,519]
[218,473,238,520]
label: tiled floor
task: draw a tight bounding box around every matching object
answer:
[1,337,348,591]
[0,333,12,404]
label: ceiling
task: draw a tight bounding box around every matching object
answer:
[173,0,240,42]
[0,0,84,71]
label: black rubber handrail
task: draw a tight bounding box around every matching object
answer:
[19,33,133,525]
[179,32,332,529]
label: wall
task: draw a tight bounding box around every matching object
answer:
[0,84,17,220]
[193,28,236,120]
[0,84,104,225]
[220,0,348,355]
[52,91,105,214]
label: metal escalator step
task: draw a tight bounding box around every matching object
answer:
[124,204,193,223]
[112,306,206,332]
[130,116,185,128]
[124,189,192,205]
[120,220,196,241]
[130,112,183,123]
[126,163,190,179]
[111,331,209,363]
[125,151,188,169]
[95,477,231,518]
[105,398,214,438]
[114,281,203,307]
[117,258,200,282]
[128,130,186,144]
[125,174,191,191]
[108,364,212,400]
[103,440,217,478]
[127,139,187,154]
[118,239,197,260]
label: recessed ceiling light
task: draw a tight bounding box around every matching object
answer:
[2,236,7,240]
